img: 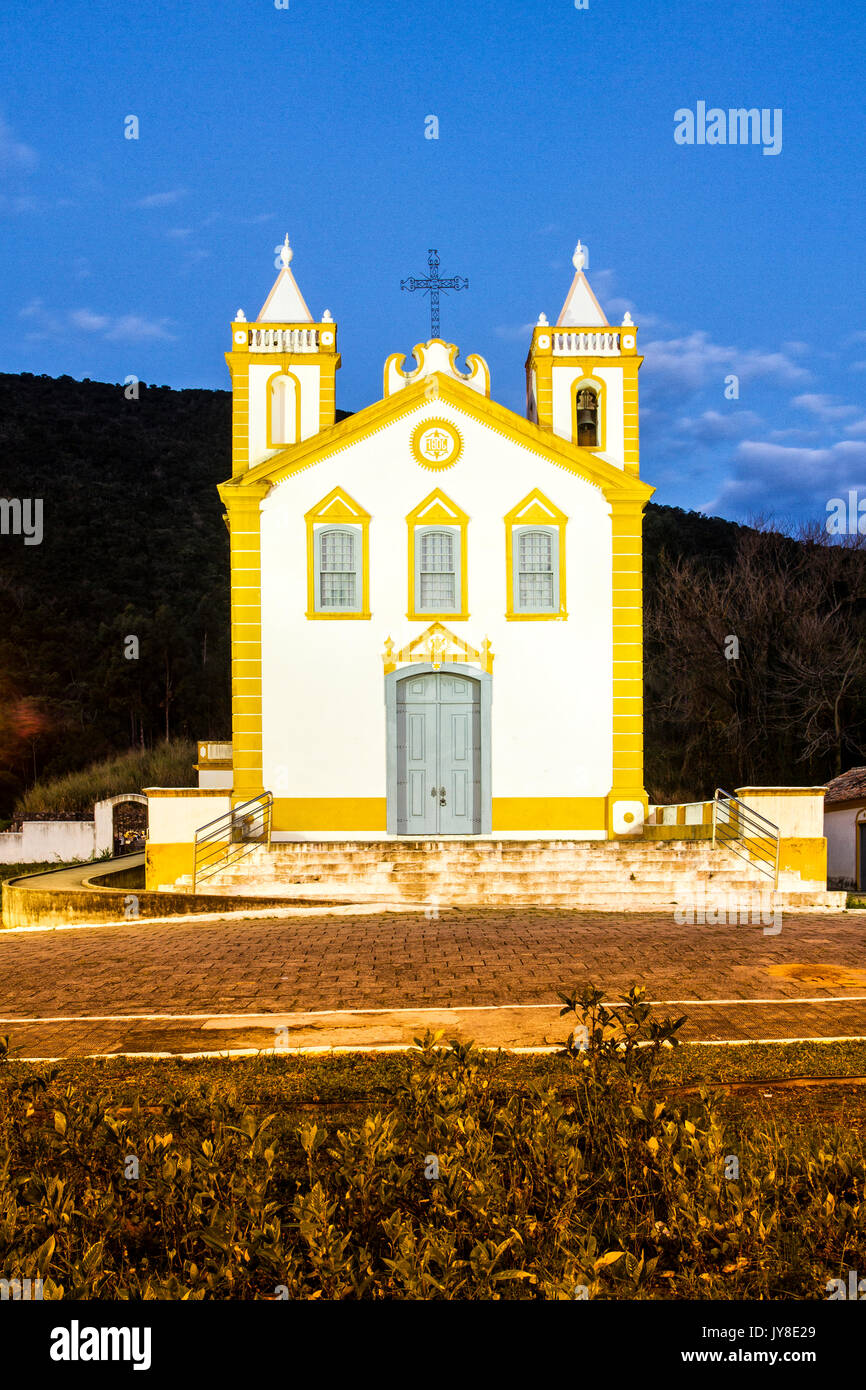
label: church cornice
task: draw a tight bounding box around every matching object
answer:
[219,372,654,507]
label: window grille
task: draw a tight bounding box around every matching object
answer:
[419,529,456,609]
[319,528,356,608]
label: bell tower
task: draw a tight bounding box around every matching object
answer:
[225,236,341,478]
[525,242,642,477]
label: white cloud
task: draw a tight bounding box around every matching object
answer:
[705,438,866,517]
[105,314,175,341]
[69,309,111,332]
[641,330,811,397]
[673,409,762,443]
[0,116,37,169]
[767,426,821,442]
[791,392,860,422]
[133,189,187,208]
[19,301,175,343]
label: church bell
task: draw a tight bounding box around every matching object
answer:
[576,389,598,447]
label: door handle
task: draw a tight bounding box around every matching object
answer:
[439,785,446,806]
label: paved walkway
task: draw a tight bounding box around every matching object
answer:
[0,908,864,1056]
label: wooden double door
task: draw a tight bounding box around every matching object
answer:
[394,671,482,834]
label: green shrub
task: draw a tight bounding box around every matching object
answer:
[15,741,197,818]
[0,986,864,1299]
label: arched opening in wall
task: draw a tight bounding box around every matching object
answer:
[269,372,300,447]
[113,799,148,856]
[575,387,599,448]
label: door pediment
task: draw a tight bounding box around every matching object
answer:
[382,622,494,674]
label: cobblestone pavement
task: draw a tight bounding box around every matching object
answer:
[0,908,864,1055]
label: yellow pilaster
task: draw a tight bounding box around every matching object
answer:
[525,327,554,431]
[607,497,648,831]
[622,357,641,477]
[219,482,269,804]
[226,321,251,478]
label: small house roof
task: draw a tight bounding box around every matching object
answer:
[824,766,866,805]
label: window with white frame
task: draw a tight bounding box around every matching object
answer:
[416,526,458,612]
[513,526,558,613]
[315,525,361,612]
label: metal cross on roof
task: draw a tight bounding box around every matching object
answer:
[401,249,468,340]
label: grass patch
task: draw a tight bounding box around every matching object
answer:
[5,1037,866,1101]
[15,740,196,818]
[0,860,83,887]
[1,988,865,1299]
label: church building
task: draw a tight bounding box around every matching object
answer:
[144,238,669,893]
[219,238,651,843]
[140,240,838,906]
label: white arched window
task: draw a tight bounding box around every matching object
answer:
[513,527,559,613]
[269,373,299,447]
[315,526,360,612]
[416,527,458,612]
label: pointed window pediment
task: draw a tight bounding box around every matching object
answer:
[406,490,469,621]
[305,487,371,619]
[504,490,568,620]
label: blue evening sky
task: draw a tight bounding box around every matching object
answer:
[0,0,864,523]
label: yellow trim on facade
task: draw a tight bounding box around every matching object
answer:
[406,488,469,621]
[224,373,653,509]
[270,797,607,834]
[778,837,828,884]
[384,341,491,399]
[410,416,464,470]
[304,486,372,620]
[217,482,268,803]
[491,798,606,832]
[145,842,194,891]
[273,798,387,832]
[382,622,494,675]
[504,488,568,620]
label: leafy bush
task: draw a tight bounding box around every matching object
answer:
[15,741,197,818]
[0,986,864,1299]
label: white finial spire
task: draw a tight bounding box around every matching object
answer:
[322,308,333,322]
[572,240,587,272]
[622,311,633,326]
[277,234,293,269]
[235,308,246,322]
[537,312,548,326]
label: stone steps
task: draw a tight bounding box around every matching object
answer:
[189,835,791,907]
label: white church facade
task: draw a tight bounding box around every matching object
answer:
[145,239,657,888]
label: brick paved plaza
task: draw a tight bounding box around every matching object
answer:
[0,908,864,1056]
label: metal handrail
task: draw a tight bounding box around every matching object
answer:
[193,792,272,892]
[711,788,780,888]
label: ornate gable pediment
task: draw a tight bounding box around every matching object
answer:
[382,622,493,675]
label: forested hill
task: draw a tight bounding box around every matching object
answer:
[1,372,860,816]
[0,373,232,813]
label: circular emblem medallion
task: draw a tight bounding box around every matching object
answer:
[411,418,463,469]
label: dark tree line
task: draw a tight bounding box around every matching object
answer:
[0,373,232,815]
[644,509,866,800]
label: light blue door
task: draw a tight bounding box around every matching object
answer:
[395,672,480,834]
[395,675,439,835]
